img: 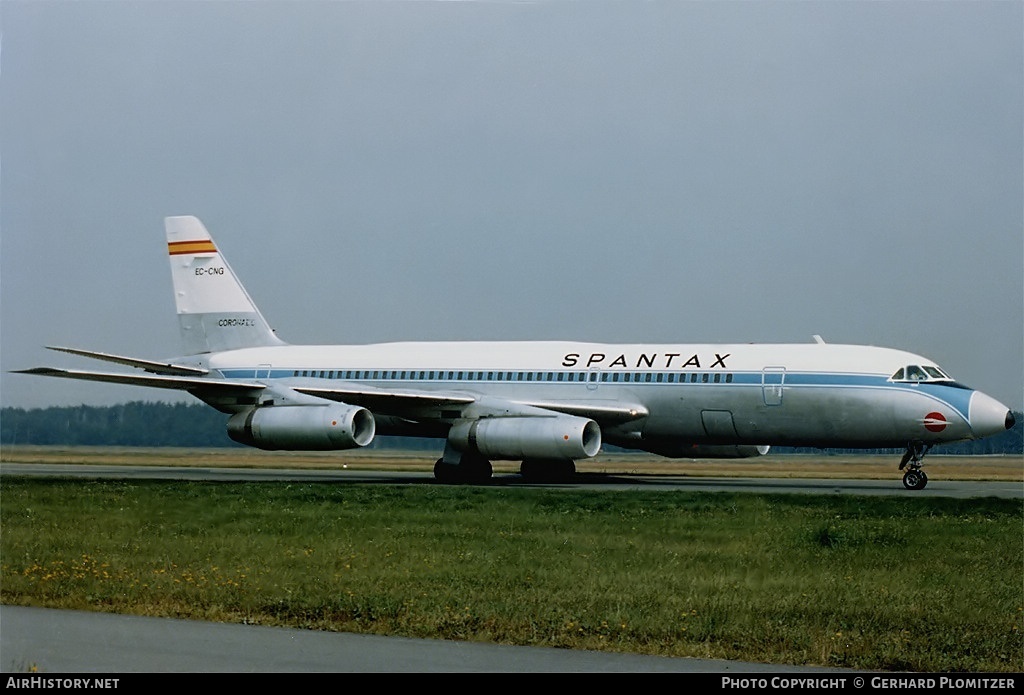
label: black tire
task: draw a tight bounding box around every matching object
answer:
[434,458,457,483]
[434,457,492,484]
[520,459,575,483]
[462,456,493,484]
[902,469,928,490]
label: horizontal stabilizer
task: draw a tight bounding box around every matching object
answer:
[45,346,208,376]
[12,367,264,394]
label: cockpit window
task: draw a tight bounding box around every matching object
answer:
[890,365,953,383]
[906,365,928,381]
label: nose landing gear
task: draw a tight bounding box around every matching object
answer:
[899,442,931,490]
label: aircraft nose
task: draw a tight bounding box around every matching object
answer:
[969,391,1015,438]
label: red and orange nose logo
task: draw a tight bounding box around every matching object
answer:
[923,412,947,433]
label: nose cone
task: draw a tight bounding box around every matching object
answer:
[969,391,1016,439]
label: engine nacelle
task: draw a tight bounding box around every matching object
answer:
[643,442,771,459]
[227,404,376,451]
[448,415,601,461]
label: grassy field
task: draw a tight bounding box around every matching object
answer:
[1,447,1022,672]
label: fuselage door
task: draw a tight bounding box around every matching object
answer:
[762,367,786,406]
[257,363,272,380]
[587,368,600,391]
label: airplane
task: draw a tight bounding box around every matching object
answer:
[14,216,1016,489]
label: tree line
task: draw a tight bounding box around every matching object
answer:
[1,401,1021,455]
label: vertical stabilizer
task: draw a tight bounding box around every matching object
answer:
[165,216,286,354]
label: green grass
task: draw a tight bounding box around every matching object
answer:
[1,478,1021,671]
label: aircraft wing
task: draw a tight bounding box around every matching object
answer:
[517,399,648,423]
[18,348,646,426]
[12,367,265,394]
[295,384,647,424]
[294,385,475,412]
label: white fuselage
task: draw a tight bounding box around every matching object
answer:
[193,340,1004,452]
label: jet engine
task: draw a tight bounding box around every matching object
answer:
[227,404,376,451]
[448,415,601,461]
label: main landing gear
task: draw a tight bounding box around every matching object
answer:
[433,454,493,484]
[519,458,576,483]
[899,442,931,490]
[432,453,578,484]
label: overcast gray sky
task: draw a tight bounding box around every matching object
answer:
[2,0,1022,411]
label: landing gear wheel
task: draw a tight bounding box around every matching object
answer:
[434,459,458,484]
[433,457,492,484]
[520,459,576,483]
[899,442,932,490]
[902,468,928,490]
[462,456,493,484]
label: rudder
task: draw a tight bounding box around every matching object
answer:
[165,216,286,354]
